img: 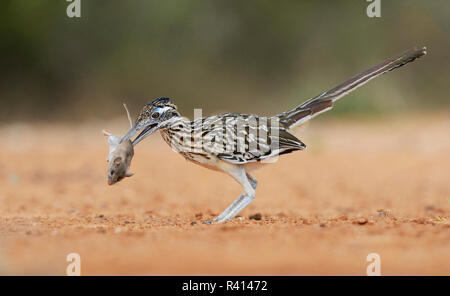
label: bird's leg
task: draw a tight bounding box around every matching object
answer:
[246,173,258,189]
[203,194,247,224]
[204,166,256,224]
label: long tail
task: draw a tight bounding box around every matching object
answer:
[278,47,427,129]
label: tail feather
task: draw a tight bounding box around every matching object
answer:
[278,47,427,129]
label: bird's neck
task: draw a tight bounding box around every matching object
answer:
[158,115,191,150]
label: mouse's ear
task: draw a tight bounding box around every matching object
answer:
[125,170,134,177]
[102,129,112,137]
[114,157,122,167]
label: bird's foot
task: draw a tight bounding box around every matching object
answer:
[203,217,220,224]
[203,214,237,224]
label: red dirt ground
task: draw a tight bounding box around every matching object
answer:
[0,114,449,275]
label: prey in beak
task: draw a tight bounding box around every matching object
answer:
[104,98,180,185]
[102,103,136,185]
[103,130,135,185]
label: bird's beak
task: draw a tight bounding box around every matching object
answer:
[120,123,139,143]
[121,122,159,146]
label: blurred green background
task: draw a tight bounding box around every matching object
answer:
[0,0,448,123]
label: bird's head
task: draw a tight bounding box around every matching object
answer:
[121,97,180,145]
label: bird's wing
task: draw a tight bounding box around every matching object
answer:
[198,114,305,164]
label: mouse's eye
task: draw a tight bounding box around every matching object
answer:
[151,112,160,119]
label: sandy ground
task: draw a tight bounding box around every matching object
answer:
[0,114,449,275]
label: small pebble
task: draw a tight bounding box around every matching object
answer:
[377,209,390,217]
[355,218,368,225]
[249,213,262,220]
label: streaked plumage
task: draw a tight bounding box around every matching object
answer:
[120,47,427,223]
[159,114,305,165]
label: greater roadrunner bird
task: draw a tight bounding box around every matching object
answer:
[120,47,426,224]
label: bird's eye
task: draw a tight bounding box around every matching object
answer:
[151,112,160,119]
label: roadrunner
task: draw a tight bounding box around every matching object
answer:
[120,47,426,224]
